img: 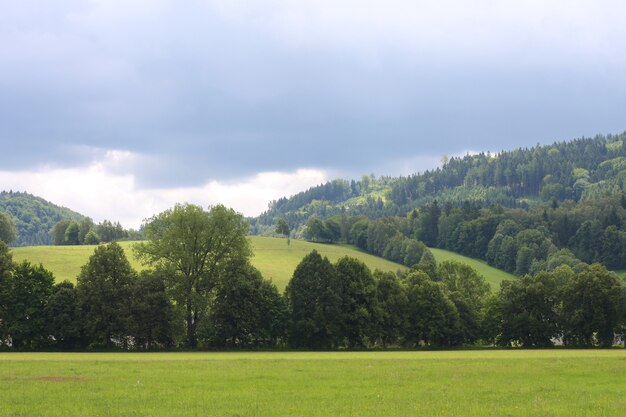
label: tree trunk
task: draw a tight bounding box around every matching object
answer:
[186,302,197,348]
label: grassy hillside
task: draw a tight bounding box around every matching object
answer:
[430,248,516,289]
[1,351,624,417]
[248,236,405,288]
[11,242,144,285]
[11,238,406,290]
[11,237,513,290]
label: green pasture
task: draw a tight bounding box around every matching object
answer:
[430,247,515,289]
[248,236,405,288]
[0,350,624,417]
[11,242,144,285]
[11,238,513,290]
[10,238,406,290]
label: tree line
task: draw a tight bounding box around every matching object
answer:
[1,204,624,350]
[50,218,142,246]
[303,215,431,268]
[418,195,626,272]
[298,191,626,275]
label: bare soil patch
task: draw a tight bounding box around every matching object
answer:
[24,375,84,382]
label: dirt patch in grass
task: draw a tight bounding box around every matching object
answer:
[24,375,84,382]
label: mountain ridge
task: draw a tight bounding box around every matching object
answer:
[251,132,626,236]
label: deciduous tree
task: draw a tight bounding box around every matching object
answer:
[561,264,626,347]
[64,221,80,245]
[437,261,490,344]
[405,271,460,347]
[135,204,251,348]
[45,281,84,349]
[129,271,176,350]
[207,264,285,348]
[375,270,408,348]
[77,242,135,348]
[0,212,16,244]
[286,250,342,349]
[335,257,379,348]
[0,261,54,349]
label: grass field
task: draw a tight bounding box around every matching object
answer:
[430,247,516,289]
[248,237,405,289]
[10,238,406,290]
[11,242,145,285]
[11,238,513,290]
[0,350,624,417]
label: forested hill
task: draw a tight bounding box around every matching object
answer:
[251,132,626,236]
[0,191,84,246]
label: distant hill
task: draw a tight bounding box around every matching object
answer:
[11,237,513,290]
[251,132,626,235]
[0,191,84,246]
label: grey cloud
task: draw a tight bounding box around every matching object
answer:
[1,1,626,186]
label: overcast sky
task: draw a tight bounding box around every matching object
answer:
[1,0,626,227]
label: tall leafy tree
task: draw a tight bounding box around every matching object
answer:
[64,221,80,245]
[275,218,290,237]
[0,241,12,278]
[561,264,626,347]
[83,229,101,245]
[418,201,441,246]
[275,218,291,246]
[45,281,84,349]
[498,272,561,347]
[257,279,289,347]
[480,293,503,345]
[207,264,285,348]
[405,271,460,347]
[286,250,342,349]
[0,242,13,347]
[0,261,54,349]
[349,219,370,249]
[78,217,95,244]
[0,212,16,244]
[600,226,623,269]
[335,257,379,348]
[77,242,135,348]
[375,270,408,348]
[437,261,490,344]
[51,220,70,245]
[129,271,176,350]
[415,249,437,278]
[135,204,251,348]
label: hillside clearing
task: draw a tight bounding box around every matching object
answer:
[11,237,513,290]
[11,238,406,290]
[429,247,516,289]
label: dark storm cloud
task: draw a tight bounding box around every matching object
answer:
[2,1,626,185]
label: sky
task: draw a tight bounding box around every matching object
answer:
[1,0,626,228]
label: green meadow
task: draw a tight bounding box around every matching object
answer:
[0,350,624,417]
[248,236,405,289]
[11,242,145,286]
[429,247,516,288]
[11,237,512,290]
[10,238,404,290]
